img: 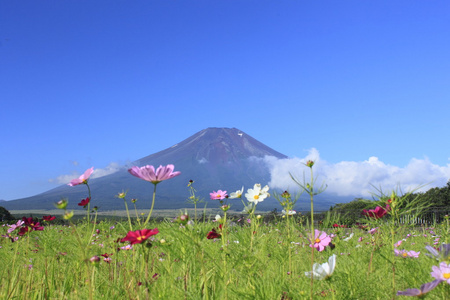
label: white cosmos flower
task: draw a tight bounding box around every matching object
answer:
[229,187,244,199]
[245,184,270,203]
[215,214,222,221]
[305,254,336,280]
[343,233,354,242]
[282,210,297,215]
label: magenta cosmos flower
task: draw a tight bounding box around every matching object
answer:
[68,167,94,186]
[309,229,331,252]
[210,190,228,200]
[121,228,159,245]
[431,262,450,283]
[128,165,181,184]
[362,205,389,219]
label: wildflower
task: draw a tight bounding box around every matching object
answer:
[425,244,450,262]
[362,206,389,219]
[78,197,90,208]
[245,184,270,204]
[397,280,440,297]
[210,190,228,200]
[121,228,159,245]
[89,256,101,265]
[128,165,181,184]
[55,199,68,209]
[7,220,24,233]
[305,254,336,280]
[282,210,297,215]
[394,249,420,258]
[22,217,44,231]
[215,214,222,221]
[160,239,166,244]
[368,227,378,234]
[206,228,221,239]
[394,240,403,248]
[229,187,244,199]
[343,233,354,242]
[309,229,331,252]
[68,167,94,186]
[43,215,56,221]
[119,244,133,250]
[431,262,450,283]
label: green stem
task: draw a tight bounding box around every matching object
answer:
[143,183,157,227]
[309,166,314,300]
[86,182,92,223]
[123,199,133,231]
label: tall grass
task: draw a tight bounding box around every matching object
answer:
[2,216,449,299]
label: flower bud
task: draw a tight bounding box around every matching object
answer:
[55,199,68,210]
[306,160,315,168]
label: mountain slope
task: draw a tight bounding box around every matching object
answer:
[3,127,289,211]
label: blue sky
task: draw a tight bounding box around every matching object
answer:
[1,0,449,200]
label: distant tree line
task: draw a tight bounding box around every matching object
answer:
[326,180,450,225]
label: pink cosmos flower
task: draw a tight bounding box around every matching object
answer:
[431,262,450,284]
[128,165,181,184]
[7,220,24,233]
[309,229,331,252]
[68,167,94,186]
[210,190,228,200]
[394,240,403,248]
[394,249,420,258]
[397,280,440,296]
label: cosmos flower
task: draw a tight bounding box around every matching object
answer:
[121,228,159,245]
[128,165,180,184]
[43,215,56,221]
[245,184,270,204]
[229,187,244,199]
[68,167,94,186]
[394,249,420,258]
[431,262,450,284]
[210,190,228,200]
[362,206,389,219]
[21,217,44,232]
[397,280,441,297]
[282,210,297,215]
[343,233,354,242]
[78,197,90,207]
[7,220,24,233]
[425,244,450,262]
[309,229,331,252]
[305,254,336,280]
[206,228,221,239]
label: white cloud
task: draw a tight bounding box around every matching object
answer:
[49,162,124,184]
[264,148,450,197]
[198,158,208,164]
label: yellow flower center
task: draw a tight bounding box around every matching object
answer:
[216,194,221,199]
[444,273,450,279]
[254,195,260,200]
[315,238,321,243]
[402,253,407,257]
[137,236,143,241]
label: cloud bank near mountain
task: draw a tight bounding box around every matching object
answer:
[263,148,450,197]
